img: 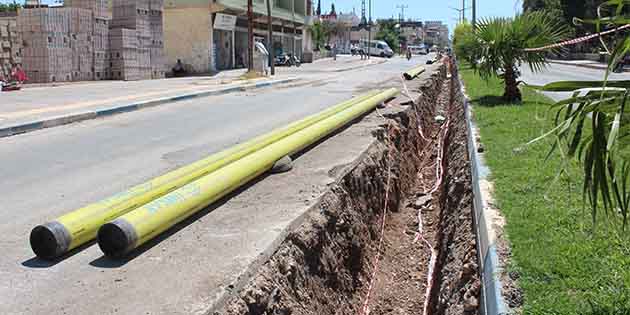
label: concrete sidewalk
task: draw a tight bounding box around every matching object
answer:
[0,74,298,137]
[0,55,388,138]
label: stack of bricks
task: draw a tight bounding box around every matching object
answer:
[19,8,75,83]
[109,27,139,80]
[110,0,164,80]
[111,0,148,80]
[65,0,110,19]
[65,0,110,80]
[69,8,95,82]
[148,0,164,79]
[0,14,21,80]
[13,0,164,83]
[93,17,109,80]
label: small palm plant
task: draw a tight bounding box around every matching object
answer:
[469,12,569,102]
[535,0,630,231]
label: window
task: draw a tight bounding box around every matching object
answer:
[377,44,383,49]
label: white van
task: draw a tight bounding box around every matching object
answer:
[408,45,428,55]
[361,40,394,58]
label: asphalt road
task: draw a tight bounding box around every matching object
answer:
[520,62,630,101]
[0,54,433,315]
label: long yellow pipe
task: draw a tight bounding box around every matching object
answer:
[30,91,380,259]
[404,66,426,80]
[97,88,400,257]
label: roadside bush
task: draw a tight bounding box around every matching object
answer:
[453,23,481,68]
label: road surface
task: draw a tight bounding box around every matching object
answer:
[0,54,433,315]
[520,62,630,101]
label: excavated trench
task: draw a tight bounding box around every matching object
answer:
[214,60,479,315]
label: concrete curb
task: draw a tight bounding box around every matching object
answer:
[0,77,297,138]
[461,83,510,315]
[548,59,630,72]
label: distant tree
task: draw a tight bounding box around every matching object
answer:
[330,3,336,15]
[316,0,321,16]
[0,2,21,12]
[309,21,326,50]
[375,19,401,53]
[453,22,480,66]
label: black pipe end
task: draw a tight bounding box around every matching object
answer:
[97,219,137,258]
[30,221,72,260]
[403,73,413,80]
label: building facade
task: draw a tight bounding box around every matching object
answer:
[163,0,313,74]
[423,20,448,48]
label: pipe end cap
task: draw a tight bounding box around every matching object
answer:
[97,218,137,258]
[30,221,72,260]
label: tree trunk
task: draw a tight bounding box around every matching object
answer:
[503,64,522,102]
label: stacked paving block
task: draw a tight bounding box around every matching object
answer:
[0,14,22,80]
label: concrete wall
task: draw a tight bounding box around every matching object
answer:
[163,7,213,74]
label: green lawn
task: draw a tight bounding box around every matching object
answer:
[459,65,630,314]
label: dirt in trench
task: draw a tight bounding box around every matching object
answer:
[214,60,480,315]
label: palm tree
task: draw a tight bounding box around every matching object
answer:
[471,11,569,101]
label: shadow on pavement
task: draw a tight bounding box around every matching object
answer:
[88,173,271,268]
[21,241,96,268]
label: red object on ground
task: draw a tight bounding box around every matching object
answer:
[12,68,27,83]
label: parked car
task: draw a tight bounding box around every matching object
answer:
[360,40,394,58]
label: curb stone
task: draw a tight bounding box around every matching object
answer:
[461,82,511,315]
[0,77,297,138]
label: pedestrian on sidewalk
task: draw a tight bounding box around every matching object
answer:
[332,43,337,61]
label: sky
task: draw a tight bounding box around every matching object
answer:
[320,0,520,34]
[1,0,521,35]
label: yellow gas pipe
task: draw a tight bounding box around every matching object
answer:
[97,88,399,257]
[30,91,380,259]
[403,66,426,80]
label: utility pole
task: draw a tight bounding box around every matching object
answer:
[247,0,254,72]
[396,4,408,23]
[368,0,371,59]
[472,0,476,27]
[449,6,465,23]
[266,0,275,75]
[462,0,465,23]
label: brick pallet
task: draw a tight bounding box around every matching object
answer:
[0,16,22,80]
[14,0,164,83]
